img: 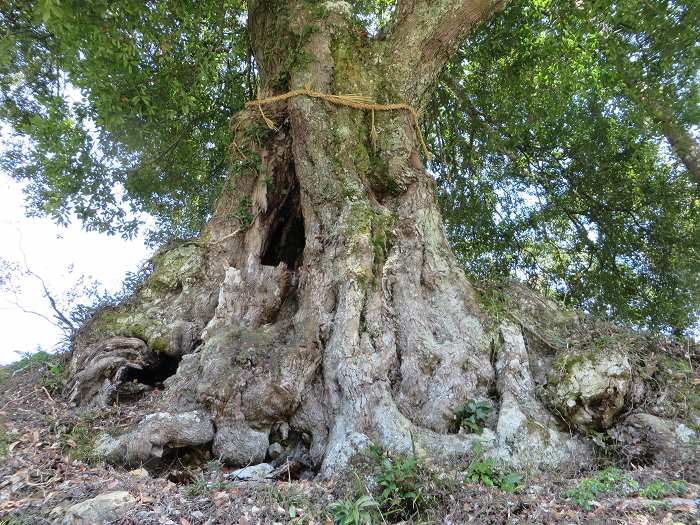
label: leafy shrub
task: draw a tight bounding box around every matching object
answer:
[465,443,523,492]
[1,351,67,393]
[371,445,427,520]
[329,495,379,525]
[455,400,492,433]
[564,467,639,509]
[640,480,687,499]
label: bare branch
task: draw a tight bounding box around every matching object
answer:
[15,228,78,335]
[383,0,509,105]
[0,303,59,329]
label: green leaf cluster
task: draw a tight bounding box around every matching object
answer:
[455,399,492,433]
[1,0,698,333]
[564,467,639,509]
[565,468,688,509]
[428,0,700,334]
[1,0,250,243]
[465,442,524,492]
[329,495,378,525]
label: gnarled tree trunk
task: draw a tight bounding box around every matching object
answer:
[66,0,696,478]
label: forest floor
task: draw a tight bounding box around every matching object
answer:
[0,353,698,525]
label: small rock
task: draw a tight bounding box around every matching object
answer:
[527,484,544,495]
[546,349,631,431]
[129,467,150,479]
[267,442,283,459]
[191,510,204,520]
[676,423,697,443]
[225,463,274,481]
[62,491,136,524]
[278,422,290,441]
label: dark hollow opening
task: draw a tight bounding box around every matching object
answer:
[261,183,305,270]
[121,354,181,388]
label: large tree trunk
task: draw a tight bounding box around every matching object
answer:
[65,0,693,478]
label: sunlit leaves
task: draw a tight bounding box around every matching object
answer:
[1,0,697,334]
[1,0,249,243]
[428,0,699,333]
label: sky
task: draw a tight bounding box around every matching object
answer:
[0,172,151,364]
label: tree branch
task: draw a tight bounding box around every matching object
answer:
[383,0,509,105]
[14,229,78,335]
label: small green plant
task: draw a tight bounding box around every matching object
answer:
[564,467,639,509]
[267,484,315,524]
[329,495,379,525]
[497,472,525,493]
[465,443,497,486]
[184,474,210,497]
[60,424,96,462]
[235,195,254,227]
[0,424,10,459]
[464,443,523,492]
[371,444,428,520]
[455,399,492,433]
[39,359,66,393]
[640,480,687,499]
[184,473,230,497]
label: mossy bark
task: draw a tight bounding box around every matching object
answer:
[68,0,698,477]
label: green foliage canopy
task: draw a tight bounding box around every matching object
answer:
[1,0,250,243]
[1,0,698,333]
[427,0,699,333]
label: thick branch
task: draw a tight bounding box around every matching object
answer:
[384,0,508,105]
[655,111,700,186]
[626,80,700,186]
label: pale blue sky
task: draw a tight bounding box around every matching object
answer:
[0,172,151,364]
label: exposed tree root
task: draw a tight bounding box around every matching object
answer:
[66,36,699,478]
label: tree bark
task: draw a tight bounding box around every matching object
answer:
[65,0,680,478]
[654,108,700,186]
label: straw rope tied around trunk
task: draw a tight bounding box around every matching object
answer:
[244,87,433,160]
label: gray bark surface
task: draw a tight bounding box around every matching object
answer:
[66,0,697,478]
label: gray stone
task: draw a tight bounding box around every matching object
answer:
[62,491,136,524]
[225,463,274,481]
[547,349,631,431]
[267,442,284,459]
[213,420,269,466]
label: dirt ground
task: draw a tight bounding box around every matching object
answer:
[0,355,698,525]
